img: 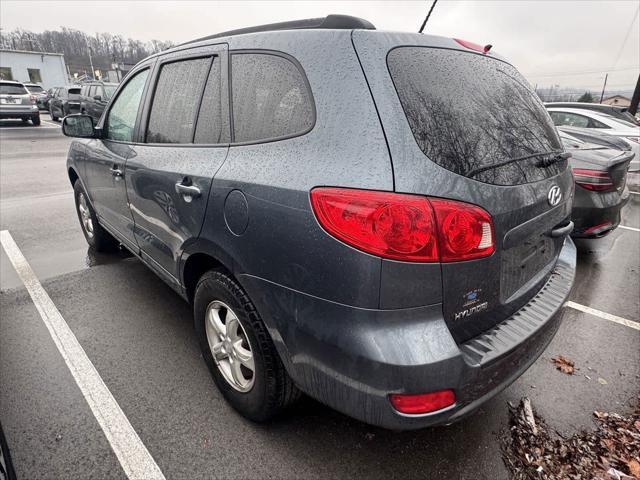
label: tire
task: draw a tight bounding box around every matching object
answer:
[73,180,118,252]
[50,108,58,121]
[31,115,41,126]
[194,270,300,421]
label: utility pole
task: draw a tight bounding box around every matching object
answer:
[89,47,95,81]
[599,73,608,104]
[629,73,640,116]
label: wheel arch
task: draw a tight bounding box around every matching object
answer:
[181,240,236,305]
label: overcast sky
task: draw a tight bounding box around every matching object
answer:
[1,0,638,92]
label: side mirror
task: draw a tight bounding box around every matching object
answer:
[93,95,102,101]
[62,114,98,138]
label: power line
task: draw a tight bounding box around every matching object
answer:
[524,65,639,78]
[419,0,438,33]
[610,4,639,70]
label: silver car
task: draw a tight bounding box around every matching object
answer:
[0,81,41,125]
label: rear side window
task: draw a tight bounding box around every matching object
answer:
[388,47,564,186]
[147,57,211,144]
[0,83,27,95]
[231,53,314,143]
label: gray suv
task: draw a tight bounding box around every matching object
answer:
[63,15,577,429]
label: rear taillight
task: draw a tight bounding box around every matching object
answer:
[29,95,36,104]
[572,168,614,192]
[389,389,456,414]
[310,188,494,263]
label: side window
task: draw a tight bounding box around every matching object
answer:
[589,118,610,129]
[146,57,211,144]
[106,69,149,142]
[194,58,228,144]
[231,53,314,143]
[88,85,96,97]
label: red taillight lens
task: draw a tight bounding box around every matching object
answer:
[310,188,494,263]
[310,188,438,262]
[389,389,456,414]
[29,95,36,104]
[572,168,614,192]
[431,199,494,262]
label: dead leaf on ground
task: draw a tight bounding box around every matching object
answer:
[551,355,575,375]
[628,458,640,478]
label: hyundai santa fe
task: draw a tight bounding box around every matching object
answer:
[63,15,577,429]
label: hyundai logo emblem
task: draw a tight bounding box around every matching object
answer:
[548,186,562,206]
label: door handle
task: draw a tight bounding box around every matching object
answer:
[175,182,201,199]
[110,165,123,177]
[550,220,574,238]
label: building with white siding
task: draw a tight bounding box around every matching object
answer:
[0,49,68,89]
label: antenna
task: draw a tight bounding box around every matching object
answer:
[419,0,439,34]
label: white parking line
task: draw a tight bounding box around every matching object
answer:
[630,191,640,196]
[0,230,165,480]
[565,301,640,331]
[619,225,640,232]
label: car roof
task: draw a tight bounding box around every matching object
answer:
[0,80,24,85]
[179,14,375,46]
[548,107,638,130]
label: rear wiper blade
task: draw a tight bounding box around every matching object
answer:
[535,151,571,168]
[467,150,569,177]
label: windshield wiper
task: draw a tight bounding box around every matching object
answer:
[467,150,569,177]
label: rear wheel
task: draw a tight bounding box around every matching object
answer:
[50,108,58,121]
[194,270,300,421]
[31,115,40,126]
[73,180,118,252]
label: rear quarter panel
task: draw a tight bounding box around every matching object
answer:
[201,30,394,309]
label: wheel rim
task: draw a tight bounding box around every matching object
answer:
[78,192,94,238]
[205,300,255,392]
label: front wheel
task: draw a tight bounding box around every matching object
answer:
[194,270,300,421]
[73,180,118,252]
[50,108,58,121]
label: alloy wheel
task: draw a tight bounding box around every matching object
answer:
[77,192,94,238]
[205,300,255,392]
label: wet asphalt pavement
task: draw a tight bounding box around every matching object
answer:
[1,115,639,479]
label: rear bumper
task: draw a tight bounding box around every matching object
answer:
[571,185,630,238]
[240,238,577,430]
[0,105,39,119]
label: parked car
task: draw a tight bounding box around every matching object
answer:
[79,82,118,122]
[63,15,577,430]
[556,125,639,172]
[545,102,640,126]
[0,80,40,125]
[23,83,48,110]
[547,107,640,167]
[48,86,82,121]
[559,131,633,238]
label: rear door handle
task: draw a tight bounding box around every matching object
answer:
[175,182,201,199]
[110,165,123,177]
[550,221,574,237]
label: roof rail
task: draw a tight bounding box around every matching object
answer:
[181,14,375,46]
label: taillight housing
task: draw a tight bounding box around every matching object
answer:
[29,95,36,104]
[310,188,494,263]
[389,389,456,414]
[572,168,614,192]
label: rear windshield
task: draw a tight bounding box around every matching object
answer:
[26,85,44,93]
[387,47,565,185]
[68,88,81,95]
[0,83,28,95]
